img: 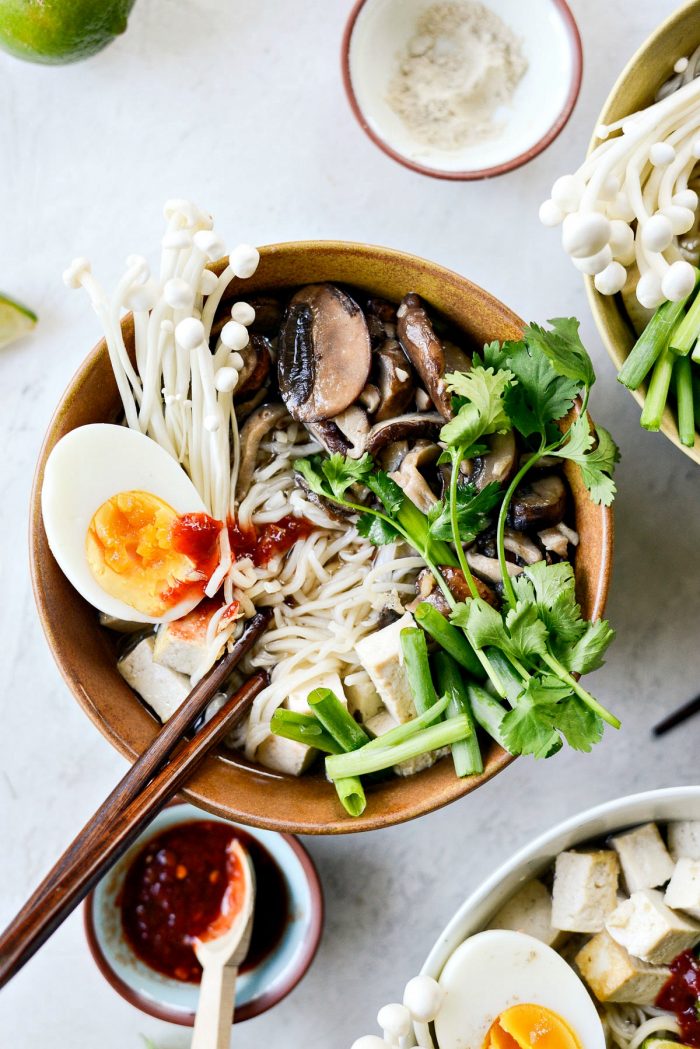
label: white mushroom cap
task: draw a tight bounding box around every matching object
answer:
[63,257,91,289]
[572,244,613,275]
[231,300,256,326]
[125,254,150,281]
[194,229,226,261]
[377,1003,412,1041]
[175,317,205,350]
[229,351,245,370]
[350,1038,390,1049]
[594,261,627,295]
[650,141,676,166]
[609,219,635,265]
[561,212,611,258]
[403,974,444,1023]
[124,277,161,312]
[221,319,250,351]
[539,199,564,227]
[642,213,674,252]
[662,259,696,301]
[228,243,260,278]
[636,269,665,309]
[675,56,689,73]
[661,204,695,235]
[199,269,219,295]
[164,277,195,311]
[551,174,584,212]
[214,366,238,393]
[673,188,699,210]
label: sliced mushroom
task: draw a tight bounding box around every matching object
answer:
[215,294,285,338]
[365,297,398,346]
[538,523,579,558]
[443,339,472,374]
[388,441,441,514]
[236,403,289,499]
[278,283,371,422]
[467,551,524,583]
[374,339,416,421]
[467,431,518,491]
[396,292,453,418]
[304,419,351,456]
[377,439,409,473]
[507,475,567,531]
[332,405,370,459]
[366,411,443,456]
[236,334,271,399]
[503,529,543,565]
[234,387,268,422]
[358,383,381,414]
[408,565,498,615]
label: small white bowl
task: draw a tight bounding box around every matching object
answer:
[342,0,582,180]
[415,786,700,1046]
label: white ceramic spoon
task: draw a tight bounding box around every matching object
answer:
[191,839,256,1049]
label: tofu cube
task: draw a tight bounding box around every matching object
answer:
[611,823,675,892]
[575,930,670,1005]
[665,859,700,920]
[365,710,399,739]
[153,599,224,679]
[365,710,443,778]
[118,636,190,722]
[355,613,417,724]
[551,850,620,932]
[343,669,383,722]
[668,821,700,862]
[606,888,700,963]
[255,734,317,777]
[487,879,567,949]
[286,672,347,715]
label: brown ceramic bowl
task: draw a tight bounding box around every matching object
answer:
[585,0,700,465]
[30,241,613,835]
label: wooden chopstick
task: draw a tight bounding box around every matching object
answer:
[0,612,271,989]
[652,692,700,736]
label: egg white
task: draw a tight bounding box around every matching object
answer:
[434,930,605,1049]
[41,424,209,624]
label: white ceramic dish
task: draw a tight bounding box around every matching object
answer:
[415,786,700,1046]
[342,0,582,179]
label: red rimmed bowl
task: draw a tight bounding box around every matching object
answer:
[30,240,613,834]
[84,804,323,1025]
[341,0,582,180]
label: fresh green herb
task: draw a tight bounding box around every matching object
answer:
[428,480,502,543]
[551,415,619,507]
[433,651,483,776]
[524,317,595,392]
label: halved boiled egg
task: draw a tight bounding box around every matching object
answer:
[434,931,605,1049]
[42,424,221,624]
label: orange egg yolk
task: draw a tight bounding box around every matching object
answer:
[86,490,219,618]
[485,1005,581,1049]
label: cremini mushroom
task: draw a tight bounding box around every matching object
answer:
[388,440,441,514]
[366,411,443,456]
[468,432,518,490]
[358,383,381,414]
[235,402,289,499]
[278,283,371,422]
[305,419,351,456]
[507,475,567,531]
[503,528,543,565]
[332,405,370,458]
[365,296,398,345]
[467,550,524,583]
[538,522,579,558]
[377,439,409,473]
[409,565,497,614]
[374,339,416,421]
[236,334,271,399]
[396,292,456,418]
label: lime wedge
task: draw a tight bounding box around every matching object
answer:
[0,293,37,348]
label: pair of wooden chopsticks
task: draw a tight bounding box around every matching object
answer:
[0,608,272,990]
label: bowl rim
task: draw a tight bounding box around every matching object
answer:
[29,238,613,834]
[82,803,325,1026]
[340,0,583,181]
[584,0,700,465]
[415,784,700,1045]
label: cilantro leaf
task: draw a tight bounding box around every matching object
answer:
[553,416,620,506]
[518,561,585,646]
[321,452,374,499]
[428,480,502,542]
[557,618,616,674]
[500,680,564,759]
[295,454,329,497]
[556,697,604,752]
[445,366,513,428]
[356,513,399,546]
[505,342,579,439]
[365,470,404,514]
[459,596,547,666]
[524,318,596,389]
[504,601,549,662]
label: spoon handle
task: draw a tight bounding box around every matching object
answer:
[191,962,239,1049]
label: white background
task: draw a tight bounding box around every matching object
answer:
[1,1,698,1046]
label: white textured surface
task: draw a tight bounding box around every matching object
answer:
[0,1,698,1046]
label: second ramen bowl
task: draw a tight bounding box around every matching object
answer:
[30,241,613,835]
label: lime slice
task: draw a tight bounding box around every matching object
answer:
[0,293,37,348]
[0,0,136,66]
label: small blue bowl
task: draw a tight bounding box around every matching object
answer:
[84,803,323,1025]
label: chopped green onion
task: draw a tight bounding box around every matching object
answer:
[433,651,482,777]
[400,627,439,714]
[414,601,484,679]
[270,709,341,754]
[669,280,700,355]
[640,348,675,431]
[325,715,472,780]
[618,296,690,389]
[675,355,696,447]
[468,684,509,750]
[307,687,370,751]
[363,693,450,751]
[334,776,366,818]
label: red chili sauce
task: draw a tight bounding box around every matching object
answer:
[228,515,314,567]
[656,949,700,1046]
[159,513,223,609]
[120,821,289,983]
